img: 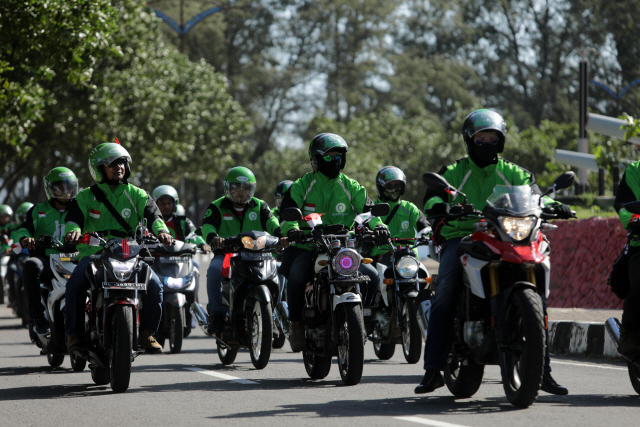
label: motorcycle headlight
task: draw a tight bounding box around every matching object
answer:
[396,256,419,278]
[332,249,360,276]
[53,260,72,279]
[498,216,535,241]
[165,277,186,289]
[109,258,137,282]
[241,236,268,250]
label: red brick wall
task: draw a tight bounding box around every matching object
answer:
[546,217,626,308]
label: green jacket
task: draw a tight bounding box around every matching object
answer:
[65,182,169,260]
[163,215,206,247]
[614,161,640,246]
[281,171,385,250]
[15,201,69,256]
[271,206,281,224]
[202,197,281,246]
[424,157,542,241]
[369,198,430,257]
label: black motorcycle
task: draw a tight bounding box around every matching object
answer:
[191,231,283,369]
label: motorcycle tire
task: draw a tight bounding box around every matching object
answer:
[46,352,64,368]
[372,328,395,360]
[401,300,422,364]
[91,367,110,385]
[169,306,184,354]
[272,332,286,349]
[444,352,484,398]
[628,360,640,395]
[217,341,238,365]
[337,303,365,385]
[500,287,545,408]
[110,305,133,393]
[303,351,332,379]
[69,352,86,372]
[248,299,273,369]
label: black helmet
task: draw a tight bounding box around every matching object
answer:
[376,166,406,201]
[308,133,348,172]
[462,109,507,154]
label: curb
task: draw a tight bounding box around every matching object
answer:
[548,320,622,360]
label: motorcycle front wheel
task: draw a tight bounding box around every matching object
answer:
[217,341,238,365]
[337,303,365,385]
[401,300,422,364]
[91,367,110,385]
[372,327,395,360]
[169,306,184,354]
[248,299,273,369]
[46,352,64,368]
[628,361,640,395]
[499,287,545,408]
[444,352,484,398]
[110,305,133,393]
[303,351,332,379]
[69,352,86,372]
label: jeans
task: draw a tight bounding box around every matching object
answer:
[206,254,226,316]
[23,256,54,320]
[65,257,163,336]
[284,247,380,322]
[423,237,553,373]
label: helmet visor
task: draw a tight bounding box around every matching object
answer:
[227,182,256,204]
[382,181,403,200]
[48,180,78,201]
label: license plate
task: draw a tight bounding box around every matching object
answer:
[159,257,188,263]
[241,252,273,261]
[103,282,147,290]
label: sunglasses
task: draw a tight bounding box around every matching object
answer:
[473,135,500,145]
[322,153,343,162]
[383,183,403,191]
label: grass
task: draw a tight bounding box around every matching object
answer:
[571,206,618,219]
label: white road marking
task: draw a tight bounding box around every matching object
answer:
[185,367,258,384]
[395,416,471,427]
[552,361,627,371]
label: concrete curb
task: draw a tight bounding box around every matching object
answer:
[548,320,622,359]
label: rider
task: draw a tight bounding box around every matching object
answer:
[271,180,294,224]
[64,141,173,354]
[280,133,390,351]
[201,166,284,334]
[415,109,574,396]
[1,204,16,253]
[613,160,640,358]
[15,168,77,335]
[368,166,430,266]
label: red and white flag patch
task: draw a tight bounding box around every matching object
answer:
[38,212,46,218]
[223,213,233,221]
[304,203,316,212]
[89,209,101,219]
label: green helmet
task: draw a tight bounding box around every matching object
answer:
[16,202,34,223]
[308,133,348,172]
[0,204,13,218]
[44,167,79,201]
[88,142,132,184]
[274,180,293,208]
[175,204,186,216]
[376,166,406,201]
[224,167,256,204]
[152,185,180,213]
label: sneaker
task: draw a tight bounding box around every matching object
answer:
[139,330,163,354]
[33,317,50,336]
[288,322,306,352]
[66,334,84,352]
[414,369,445,394]
[207,313,226,336]
[541,372,569,395]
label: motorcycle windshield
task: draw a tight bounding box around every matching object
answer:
[485,185,541,216]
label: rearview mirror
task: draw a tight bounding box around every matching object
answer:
[422,172,450,190]
[552,171,575,191]
[371,203,390,217]
[623,201,640,215]
[282,207,303,222]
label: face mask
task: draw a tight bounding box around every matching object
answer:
[469,144,499,168]
[316,155,341,179]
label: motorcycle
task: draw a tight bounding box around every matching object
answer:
[281,203,389,385]
[422,171,575,407]
[25,235,85,370]
[191,231,284,369]
[8,243,30,326]
[72,225,160,393]
[368,236,432,364]
[150,239,199,354]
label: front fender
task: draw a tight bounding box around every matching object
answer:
[331,292,362,311]
[164,293,186,307]
[247,285,271,306]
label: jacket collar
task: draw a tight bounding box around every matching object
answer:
[220,197,258,211]
[468,156,499,178]
[311,171,343,184]
[96,181,127,196]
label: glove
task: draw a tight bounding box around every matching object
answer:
[373,225,390,242]
[554,204,573,219]
[287,228,305,244]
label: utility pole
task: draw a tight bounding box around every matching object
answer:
[578,59,589,194]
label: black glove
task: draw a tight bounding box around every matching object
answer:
[553,204,573,219]
[373,225,390,243]
[287,228,305,243]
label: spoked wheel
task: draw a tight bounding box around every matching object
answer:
[372,326,395,360]
[47,353,64,367]
[248,299,272,369]
[169,306,184,354]
[70,352,86,372]
[443,351,485,398]
[627,360,640,395]
[91,367,110,385]
[401,300,422,364]
[337,304,365,385]
[500,287,545,408]
[217,341,238,365]
[110,305,133,393]
[303,351,332,379]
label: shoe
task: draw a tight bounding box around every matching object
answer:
[139,330,163,354]
[66,335,84,352]
[207,313,226,336]
[288,322,306,352]
[33,317,50,336]
[541,372,569,395]
[618,326,640,358]
[414,369,444,394]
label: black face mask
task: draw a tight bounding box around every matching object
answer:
[381,189,401,202]
[316,156,342,179]
[469,144,499,168]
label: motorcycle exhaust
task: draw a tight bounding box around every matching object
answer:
[605,317,621,347]
[189,302,212,337]
[274,301,291,336]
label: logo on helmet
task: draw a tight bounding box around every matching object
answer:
[401,221,409,230]
[336,203,346,213]
[121,208,131,219]
[59,172,72,177]
[237,176,249,182]
[109,148,121,154]
[249,212,258,221]
[327,134,339,142]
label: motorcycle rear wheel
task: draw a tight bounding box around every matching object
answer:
[337,304,365,385]
[91,367,110,385]
[217,341,238,365]
[500,287,545,408]
[628,361,640,395]
[70,352,86,372]
[110,305,133,393]
[372,328,395,360]
[46,353,64,368]
[443,352,484,398]
[303,351,332,379]
[401,300,422,364]
[272,331,286,349]
[169,306,184,354]
[248,299,272,369]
